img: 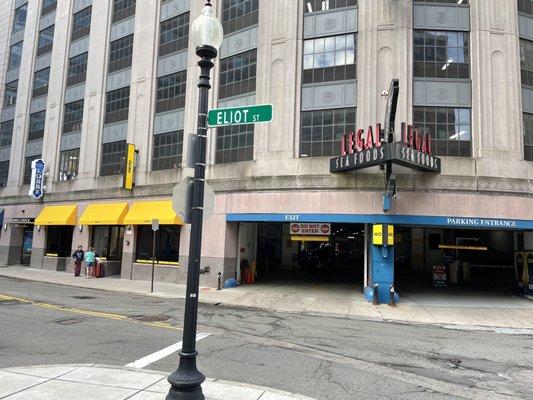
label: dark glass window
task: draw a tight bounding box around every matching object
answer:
[91,226,124,261]
[24,154,41,184]
[413,106,471,157]
[414,0,468,3]
[108,34,134,73]
[152,130,183,171]
[46,226,73,257]
[136,225,180,264]
[159,12,189,56]
[8,42,23,70]
[4,80,18,108]
[304,0,357,13]
[156,71,187,113]
[524,112,533,161]
[0,161,9,187]
[222,0,259,35]
[300,108,356,157]
[100,140,126,176]
[216,124,254,163]
[59,148,80,181]
[63,100,84,133]
[42,0,57,16]
[28,111,46,141]
[36,25,54,56]
[219,49,257,99]
[13,4,28,33]
[413,30,470,79]
[0,120,14,147]
[518,0,532,14]
[112,0,136,23]
[67,52,88,86]
[32,68,50,98]
[520,39,533,86]
[105,87,130,124]
[303,33,356,84]
[71,6,92,41]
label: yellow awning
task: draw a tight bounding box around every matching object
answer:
[123,200,182,225]
[78,202,129,225]
[35,205,77,226]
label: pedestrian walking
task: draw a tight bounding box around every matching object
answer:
[71,245,84,277]
[85,247,96,278]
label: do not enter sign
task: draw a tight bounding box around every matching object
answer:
[290,223,331,236]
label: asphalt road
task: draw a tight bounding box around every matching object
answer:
[0,277,532,400]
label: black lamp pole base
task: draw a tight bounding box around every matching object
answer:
[166,352,206,400]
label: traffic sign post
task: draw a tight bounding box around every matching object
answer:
[150,219,159,293]
[207,104,273,127]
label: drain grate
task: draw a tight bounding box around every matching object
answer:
[55,318,84,325]
[129,314,171,323]
[72,296,97,300]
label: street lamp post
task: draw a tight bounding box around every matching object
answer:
[166,2,223,400]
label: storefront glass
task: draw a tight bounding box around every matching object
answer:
[91,225,124,260]
[136,225,180,263]
[46,226,73,257]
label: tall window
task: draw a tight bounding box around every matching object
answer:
[413,106,471,157]
[32,68,50,98]
[152,130,183,171]
[63,100,84,133]
[13,4,28,33]
[219,49,257,99]
[4,80,18,108]
[41,0,57,16]
[36,25,54,57]
[72,6,92,41]
[136,226,180,264]
[105,87,130,123]
[413,30,470,79]
[300,108,356,157]
[216,124,254,163]
[8,42,23,70]
[518,0,533,14]
[58,148,79,181]
[28,111,46,141]
[159,12,189,56]
[101,140,126,176]
[525,113,533,161]
[45,226,73,257]
[0,161,9,187]
[222,0,259,35]
[303,33,356,84]
[520,39,533,86]
[112,0,136,23]
[0,120,14,147]
[24,155,41,184]
[91,226,125,261]
[156,71,187,113]
[67,52,88,86]
[108,34,134,73]
[304,0,357,13]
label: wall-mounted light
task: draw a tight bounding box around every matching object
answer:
[37,225,42,232]
[78,225,83,232]
[3,223,7,231]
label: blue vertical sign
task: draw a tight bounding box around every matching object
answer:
[29,159,45,199]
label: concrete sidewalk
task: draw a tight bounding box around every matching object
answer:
[1,266,533,331]
[0,364,315,400]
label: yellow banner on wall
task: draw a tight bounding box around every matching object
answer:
[123,143,136,190]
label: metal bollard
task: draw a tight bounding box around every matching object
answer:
[389,284,395,306]
[217,272,222,290]
[372,283,379,305]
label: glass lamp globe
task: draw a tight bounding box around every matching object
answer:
[191,2,224,51]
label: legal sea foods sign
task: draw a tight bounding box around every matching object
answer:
[330,123,441,174]
[29,159,45,199]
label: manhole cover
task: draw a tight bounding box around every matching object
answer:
[55,318,84,325]
[0,299,22,305]
[72,296,97,300]
[130,314,171,322]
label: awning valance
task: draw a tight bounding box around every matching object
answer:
[123,200,181,225]
[35,205,77,226]
[78,202,129,225]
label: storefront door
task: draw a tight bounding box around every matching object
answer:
[20,226,33,266]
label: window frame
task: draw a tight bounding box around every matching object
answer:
[45,226,73,257]
[108,34,134,73]
[71,6,92,41]
[112,0,136,23]
[219,49,257,99]
[58,148,80,181]
[0,120,14,148]
[100,140,126,176]
[135,225,180,264]
[215,123,254,164]
[41,0,57,17]
[90,225,125,261]
[156,70,187,113]
[159,12,190,57]
[28,110,46,141]
[304,0,358,14]
[32,68,51,98]
[13,3,28,33]
[36,25,55,57]
[152,130,183,171]
[24,154,42,185]
[0,160,9,187]
[222,0,259,35]
[63,99,84,134]
[4,80,18,108]
[105,86,130,124]
[8,41,23,71]
[67,52,88,87]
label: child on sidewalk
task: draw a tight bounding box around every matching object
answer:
[84,247,95,278]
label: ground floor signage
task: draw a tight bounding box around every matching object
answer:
[433,266,448,287]
[290,223,331,235]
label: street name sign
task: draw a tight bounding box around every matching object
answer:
[207,104,273,127]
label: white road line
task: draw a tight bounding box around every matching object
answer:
[125,333,210,369]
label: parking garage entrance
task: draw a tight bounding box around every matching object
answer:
[237,222,366,286]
